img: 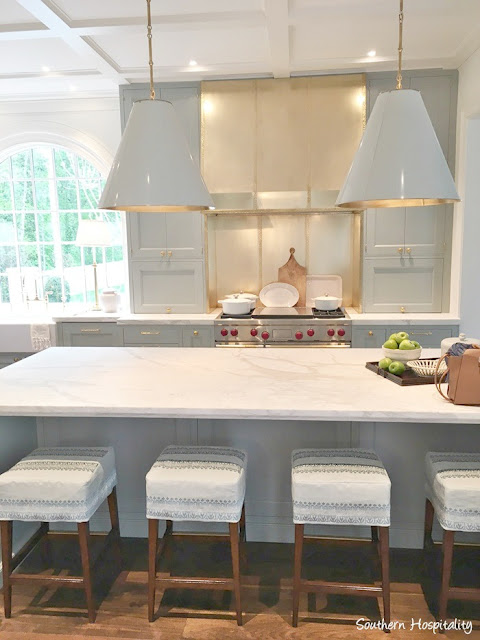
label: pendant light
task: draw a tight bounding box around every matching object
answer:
[336,0,459,209]
[98,0,214,212]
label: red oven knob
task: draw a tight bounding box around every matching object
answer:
[327,328,335,337]
[250,328,258,337]
[221,328,228,337]
[295,331,303,340]
[261,331,270,340]
[231,329,238,337]
[337,328,346,337]
[307,329,315,337]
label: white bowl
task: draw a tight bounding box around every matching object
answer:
[407,359,446,376]
[382,346,422,362]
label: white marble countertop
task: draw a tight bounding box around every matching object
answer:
[116,311,221,325]
[346,308,460,325]
[0,346,478,424]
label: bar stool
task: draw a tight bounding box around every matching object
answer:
[291,448,391,627]
[424,451,480,620]
[0,447,120,623]
[146,445,247,625]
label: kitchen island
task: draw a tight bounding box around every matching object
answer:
[0,346,479,556]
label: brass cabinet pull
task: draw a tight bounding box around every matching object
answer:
[410,331,433,336]
[140,331,161,335]
[80,328,100,333]
[13,357,21,362]
[368,330,373,336]
[193,330,199,336]
[397,247,403,253]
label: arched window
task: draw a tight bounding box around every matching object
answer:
[0,145,125,308]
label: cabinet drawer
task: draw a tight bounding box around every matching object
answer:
[182,327,214,347]
[389,327,453,348]
[123,325,181,345]
[60,323,122,347]
[352,328,386,348]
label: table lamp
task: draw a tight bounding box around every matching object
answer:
[75,219,112,311]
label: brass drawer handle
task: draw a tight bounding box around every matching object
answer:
[368,331,373,336]
[80,328,100,333]
[140,331,161,335]
[410,331,433,336]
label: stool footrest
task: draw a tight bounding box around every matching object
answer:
[448,587,480,601]
[155,576,234,590]
[300,579,383,597]
[10,574,84,588]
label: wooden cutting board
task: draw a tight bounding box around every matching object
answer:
[278,247,306,307]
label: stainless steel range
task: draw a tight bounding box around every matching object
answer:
[214,307,351,347]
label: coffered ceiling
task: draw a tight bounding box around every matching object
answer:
[1,0,480,100]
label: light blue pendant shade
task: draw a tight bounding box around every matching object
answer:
[98,99,214,212]
[336,89,460,208]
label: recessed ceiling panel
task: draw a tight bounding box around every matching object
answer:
[50,0,264,21]
[0,38,91,74]
[0,0,44,25]
[92,26,269,69]
[0,75,118,100]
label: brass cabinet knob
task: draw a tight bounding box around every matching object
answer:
[167,250,172,257]
[406,247,411,253]
[193,330,199,336]
[400,306,406,313]
[166,307,172,313]
[160,251,165,257]
[368,330,373,336]
[397,247,403,254]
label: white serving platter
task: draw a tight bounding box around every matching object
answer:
[259,282,299,308]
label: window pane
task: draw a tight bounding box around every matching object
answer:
[105,245,124,262]
[83,246,93,265]
[0,246,17,271]
[0,214,15,242]
[79,180,100,209]
[104,211,123,244]
[19,244,39,268]
[39,244,55,271]
[14,181,34,210]
[0,159,10,181]
[57,180,78,210]
[32,148,51,178]
[37,213,53,241]
[0,182,12,210]
[77,157,100,180]
[16,213,36,242]
[59,211,78,241]
[54,149,75,177]
[11,151,32,179]
[35,180,51,210]
[44,274,66,302]
[63,273,82,303]
[0,275,10,302]
[61,244,81,268]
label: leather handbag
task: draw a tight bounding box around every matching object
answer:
[435,345,480,405]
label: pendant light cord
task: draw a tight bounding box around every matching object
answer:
[146,0,155,99]
[396,0,404,90]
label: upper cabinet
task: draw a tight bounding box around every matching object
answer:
[129,212,204,260]
[201,76,365,209]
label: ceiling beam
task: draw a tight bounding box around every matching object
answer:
[264,0,290,78]
[14,0,128,85]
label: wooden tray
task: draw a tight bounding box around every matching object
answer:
[366,359,441,386]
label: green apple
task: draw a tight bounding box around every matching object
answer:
[388,333,398,342]
[388,361,405,376]
[379,357,392,370]
[411,340,421,349]
[394,331,409,344]
[398,339,417,350]
[383,339,398,350]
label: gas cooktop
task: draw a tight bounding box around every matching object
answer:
[220,307,347,320]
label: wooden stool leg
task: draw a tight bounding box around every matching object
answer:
[229,521,243,626]
[1,521,13,618]
[239,504,248,572]
[148,519,159,623]
[378,526,390,626]
[424,499,435,549]
[438,529,454,621]
[78,522,95,623]
[371,526,379,542]
[292,523,304,628]
[107,487,120,534]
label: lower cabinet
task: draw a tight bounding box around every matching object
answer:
[0,353,31,369]
[363,258,444,313]
[59,323,123,347]
[352,325,458,349]
[182,326,214,347]
[122,325,181,346]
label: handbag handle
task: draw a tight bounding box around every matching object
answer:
[434,354,450,401]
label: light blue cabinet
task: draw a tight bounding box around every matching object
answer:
[59,322,122,347]
[120,83,206,313]
[182,326,214,347]
[352,325,458,349]
[363,70,457,313]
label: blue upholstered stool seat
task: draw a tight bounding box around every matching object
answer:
[0,447,117,523]
[291,448,391,526]
[425,451,480,532]
[146,445,247,523]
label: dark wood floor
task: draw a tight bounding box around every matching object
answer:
[0,534,479,639]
